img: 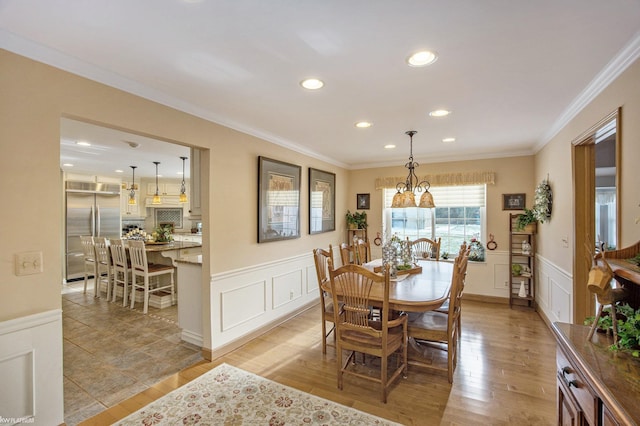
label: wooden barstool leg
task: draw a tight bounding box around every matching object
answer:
[587,304,604,341]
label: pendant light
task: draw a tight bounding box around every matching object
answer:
[152,161,162,205]
[179,156,188,203]
[391,130,435,208]
[128,165,137,205]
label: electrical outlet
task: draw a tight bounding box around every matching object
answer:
[561,236,569,248]
[15,251,43,276]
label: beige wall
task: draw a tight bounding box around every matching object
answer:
[0,49,347,322]
[348,156,536,251]
[535,57,640,273]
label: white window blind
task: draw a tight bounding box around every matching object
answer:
[384,185,485,208]
[383,184,486,255]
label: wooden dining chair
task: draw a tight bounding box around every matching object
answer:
[110,239,132,306]
[128,240,176,314]
[328,259,407,403]
[79,235,96,294]
[407,248,468,383]
[435,242,470,336]
[93,237,113,299]
[355,238,371,265]
[312,245,343,354]
[410,237,441,260]
[339,242,353,266]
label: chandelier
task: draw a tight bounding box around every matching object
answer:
[179,156,188,203]
[128,165,137,205]
[391,130,436,208]
[152,161,162,205]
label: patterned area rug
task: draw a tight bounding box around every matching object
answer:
[115,363,400,425]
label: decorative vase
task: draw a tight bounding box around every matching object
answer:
[518,280,527,298]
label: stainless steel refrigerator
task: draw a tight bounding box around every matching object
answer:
[65,181,121,281]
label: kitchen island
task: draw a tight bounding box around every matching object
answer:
[144,240,202,267]
[176,254,203,346]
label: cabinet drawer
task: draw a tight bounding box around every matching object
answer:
[557,347,597,426]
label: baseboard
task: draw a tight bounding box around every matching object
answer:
[463,293,509,304]
[206,300,318,361]
[536,304,554,330]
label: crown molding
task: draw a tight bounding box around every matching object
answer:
[536,31,640,152]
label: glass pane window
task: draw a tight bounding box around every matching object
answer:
[383,185,486,256]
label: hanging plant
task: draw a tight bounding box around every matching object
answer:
[533,179,552,223]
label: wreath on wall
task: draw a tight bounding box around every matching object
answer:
[533,179,552,223]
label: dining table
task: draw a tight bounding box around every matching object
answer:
[323,258,454,312]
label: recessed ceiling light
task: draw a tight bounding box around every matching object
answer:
[300,78,324,90]
[115,169,124,173]
[429,109,451,117]
[442,138,456,143]
[76,141,91,146]
[63,163,73,167]
[355,121,372,128]
[407,50,438,67]
[384,144,396,149]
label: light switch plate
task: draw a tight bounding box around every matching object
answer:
[15,251,43,276]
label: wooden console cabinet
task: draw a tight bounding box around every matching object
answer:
[552,322,640,425]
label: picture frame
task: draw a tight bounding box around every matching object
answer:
[502,193,526,210]
[309,168,335,234]
[357,193,370,210]
[258,156,301,243]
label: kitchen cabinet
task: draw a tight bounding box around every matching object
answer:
[120,181,143,217]
[552,322,640,425]
[147,182,183,196]
[172,234,202,243]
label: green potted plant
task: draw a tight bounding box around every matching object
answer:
[515,208,538,232]
[584,303,640,357]
[346,210,367,229]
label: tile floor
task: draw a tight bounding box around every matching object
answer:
[62,280,203,425]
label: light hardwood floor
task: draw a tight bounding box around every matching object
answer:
[82,300,558,425]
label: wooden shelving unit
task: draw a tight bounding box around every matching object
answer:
[509,213,536,309]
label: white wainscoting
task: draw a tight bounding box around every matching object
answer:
[536,254,573,323]
[210,253,319,350]
[464,250,511,299]
[0,309,64,425]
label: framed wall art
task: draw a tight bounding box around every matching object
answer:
[258,156,301,243]
[502,193,526,210]
[309,168,335,234]
[357,193,370,210]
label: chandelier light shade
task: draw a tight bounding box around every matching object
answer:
[391,130,435,209]
[128,165,137,205]
[179,156,188,203]
[152,161,162,205]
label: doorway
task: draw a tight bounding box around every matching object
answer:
[59,117,208,423]
[572,108,620,322]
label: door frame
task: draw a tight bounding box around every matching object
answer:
[571,108,620,322]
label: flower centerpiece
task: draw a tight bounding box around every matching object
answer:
[153,224,174,243]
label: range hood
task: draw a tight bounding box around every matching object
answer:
[145,196,184,207]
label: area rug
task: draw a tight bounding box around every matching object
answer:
[114,363,401,425]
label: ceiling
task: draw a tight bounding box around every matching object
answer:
[2,1,640,175]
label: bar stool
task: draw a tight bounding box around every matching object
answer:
[79,235,96,294]
[128,240,176,314]
[110,239,131,306]
[93,237,113,299]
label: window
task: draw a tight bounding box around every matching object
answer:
[383,184,486,254]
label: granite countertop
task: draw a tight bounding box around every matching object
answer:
[143,241,202,252]
[552,322,640,424]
